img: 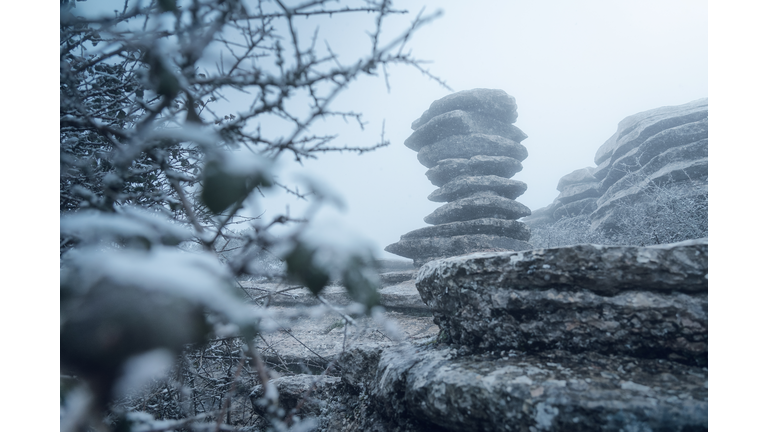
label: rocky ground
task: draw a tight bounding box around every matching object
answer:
[239,263,449,431]
[238,240,707,431]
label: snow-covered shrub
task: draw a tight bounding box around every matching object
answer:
[529,181,708,248]
[59,1,445,430]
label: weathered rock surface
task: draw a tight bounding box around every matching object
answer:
[593,98,708,167]
[244,240,708,431]
[598,140,708,212]
[600,117,708,191]
[416,239,708,365]
[425,156,523,187]
[592,157,708,231]
[522,202,558,228]
[417,133,528,168]
[555,181,601,204]
[552,197,597,220]
[411,88,519,129]
[379,270,415,285]
[356,345,707,432]
[427,175,527,202]
[400,218,530,241]
[405,110,527,151]
[525,98,708,233]
[556,167,597,191]
[424,192,531,224]
[385,234,534,267]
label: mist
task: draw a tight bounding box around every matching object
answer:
[243,0,707,259]
[71,0,706,259]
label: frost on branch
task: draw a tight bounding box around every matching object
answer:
[60,0,446,430]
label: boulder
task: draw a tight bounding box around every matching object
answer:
[369,345,708,432]
[416,239,708,365]
[384,234,533,266]
[427,176,527,202]
[425,156,523,187]
[401,218,530,241]
[423,192,531,224]
[411,88,519,130]
[405,110,527,151]
[417,134,528,168]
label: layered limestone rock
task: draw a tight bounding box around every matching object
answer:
[386,89,532,266]
[331,239,708,431]
[244,241,707,431]
[415,238,708,366]
[525,98,708,231]
[337,344,707,432]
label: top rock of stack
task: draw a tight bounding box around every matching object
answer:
[411,88,518,130]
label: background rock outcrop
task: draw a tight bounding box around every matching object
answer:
[525,98,708,237]
[386,89,533,266]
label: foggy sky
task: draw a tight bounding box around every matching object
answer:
[69,0,708,260]
[256,0,708,260]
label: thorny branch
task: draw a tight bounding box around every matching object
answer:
[60,0,446,430]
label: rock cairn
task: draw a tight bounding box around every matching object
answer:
[385,89,533,266]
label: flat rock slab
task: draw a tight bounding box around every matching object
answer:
[424,192,531,224]
[411,88,519,130]
[555,181,601,205]
[385,234,533,267]
[428,175,527,202]
[405,110,527,151]
[417,134,528,168]
[241,279,429,313]
[364,345,707,432]
[379,270,416,285]
[416,239,708,365]
[253,299,438,373]
[425,156,523,187]
[401,218,531,241]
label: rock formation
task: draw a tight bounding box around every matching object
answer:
[386,89,533,266]
[416,239,708,366]
[238,240,707,431]
[334,238,708,431]
[525,98,708,233]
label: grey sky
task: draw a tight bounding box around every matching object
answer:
[255,0,708,259]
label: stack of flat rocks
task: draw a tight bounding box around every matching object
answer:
[386,89,533,266]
